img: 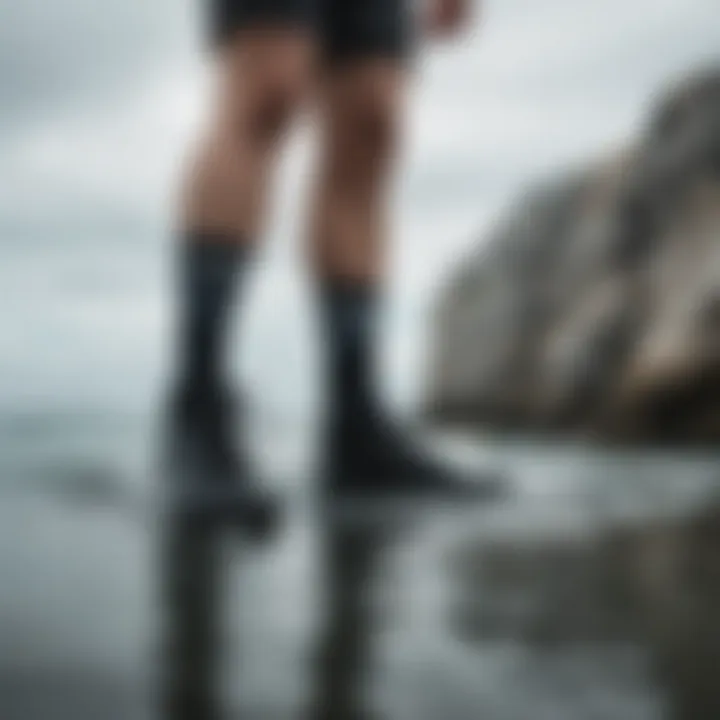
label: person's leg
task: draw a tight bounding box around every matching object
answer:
[309,62,406,281]
[311,57,406,412]
[178,17,317,395]
[309,0,412,426]
[311,0,503,500]
[166,3,318,524]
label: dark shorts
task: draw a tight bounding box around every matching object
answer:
[209,0,413,63]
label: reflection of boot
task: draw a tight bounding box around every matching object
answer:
[163,384,278,535]
[306,525,387,720]
[160,518,225,720]
[325,400,507,504]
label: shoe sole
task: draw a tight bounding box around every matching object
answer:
[318,480,511,529]
[160,486,281,542]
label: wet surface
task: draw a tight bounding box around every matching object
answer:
[1,417,719,720]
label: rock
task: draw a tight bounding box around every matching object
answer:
[427,67,720,444]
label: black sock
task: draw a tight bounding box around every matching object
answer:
[320,279,380,418]
[176,231,249,396]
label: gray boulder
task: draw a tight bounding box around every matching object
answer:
[427,68,720,445]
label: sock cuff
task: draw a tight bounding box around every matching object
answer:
[175,230,250,394]
[182,229,252,264]
[317,276,383,305]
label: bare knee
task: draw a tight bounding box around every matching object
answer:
[218,33,315,148]
[183,33,315,232]
[246,69,307,145]
[352,87,402,164]
[324,65,406,186]
[311,65,406,278]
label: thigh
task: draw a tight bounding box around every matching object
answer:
[208,0,322,48]
[207,0,320,120]
[323,0,415,67]
[319,61,408,137]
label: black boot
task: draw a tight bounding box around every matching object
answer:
[324,399,507,507]
[163,384,278,536]
[318,279,506,514]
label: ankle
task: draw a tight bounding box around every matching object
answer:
[172,378,234,418]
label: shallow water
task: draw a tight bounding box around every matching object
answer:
[1,410,718,720]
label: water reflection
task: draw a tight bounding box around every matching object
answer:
[156,489,720,720]
[160,519,227,720]
[7,419,720,720]
[305,519,403,720]
[159,507,407,720]
[448,495,720,720]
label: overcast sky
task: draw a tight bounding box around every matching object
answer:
[2,0,719,417]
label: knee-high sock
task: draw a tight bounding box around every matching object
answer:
[320,278,381,416]
[177,231,250,394]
